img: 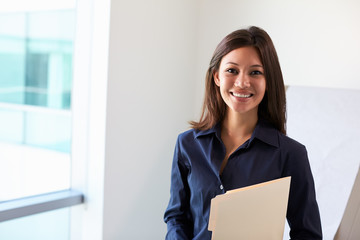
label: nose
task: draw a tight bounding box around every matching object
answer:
[234,74,250,89]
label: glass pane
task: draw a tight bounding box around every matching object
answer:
[0,207,70,240]
[0,11,74,109]
[0,8,75,201]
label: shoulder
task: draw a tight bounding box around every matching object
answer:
[254,119,305,155]
[175,127,216,158]
[175,128,199,152]
[255,119,309,165]
[277,133,312,173]
[174,128,207,166]
[278,133,309,163]
[278,133,307,153]
[177,128,197,142]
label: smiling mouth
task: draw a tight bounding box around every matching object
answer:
[232,92,253,98]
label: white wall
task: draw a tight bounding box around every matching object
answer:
[103,0,199,239]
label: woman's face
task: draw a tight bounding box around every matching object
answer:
[214,47,266,117]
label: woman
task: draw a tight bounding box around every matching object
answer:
[164,26,322,240]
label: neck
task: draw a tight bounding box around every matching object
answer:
[221,109,258,138]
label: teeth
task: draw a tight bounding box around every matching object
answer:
[233,92,251,98]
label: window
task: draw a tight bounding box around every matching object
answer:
[0,2,83,239]
[0,4,75,202]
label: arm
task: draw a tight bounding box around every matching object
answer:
[284,145,323,240]
[164,136,193,240]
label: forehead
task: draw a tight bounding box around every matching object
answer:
[221,47,262,65]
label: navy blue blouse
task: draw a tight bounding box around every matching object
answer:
[164,119,322,239]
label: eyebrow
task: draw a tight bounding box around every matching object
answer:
[225,62,264,68]
[250,64,264,68]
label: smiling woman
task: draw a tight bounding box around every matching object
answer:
[164,26,322,240]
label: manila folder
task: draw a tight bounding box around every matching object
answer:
[208,177,291,240]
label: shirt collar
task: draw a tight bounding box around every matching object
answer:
[249,118,279,148]
[194,118,279,148]
[194,122,221,139]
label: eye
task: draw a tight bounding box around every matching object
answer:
[226,68,238,74]
[250,70,263,75]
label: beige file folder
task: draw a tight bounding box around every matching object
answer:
[334,166,360,240]
[208,177,291,240]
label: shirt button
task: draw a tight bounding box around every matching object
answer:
[220,185,224,190]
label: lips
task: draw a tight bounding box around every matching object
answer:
[231,92,253,98]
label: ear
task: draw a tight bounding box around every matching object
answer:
[214,71,221,87]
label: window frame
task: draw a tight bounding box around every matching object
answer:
[0,189,84,222]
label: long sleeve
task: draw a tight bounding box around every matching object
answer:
[284,145,322,240]
[164,136,193,240]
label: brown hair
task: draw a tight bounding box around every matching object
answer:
[190,26,286,134]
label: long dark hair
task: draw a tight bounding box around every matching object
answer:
[190,26,286,134]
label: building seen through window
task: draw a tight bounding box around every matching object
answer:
[0,8,75,201]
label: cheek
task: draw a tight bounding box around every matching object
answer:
[218,80,230,99]
[259,79,266,94]
[219,76,233,88]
